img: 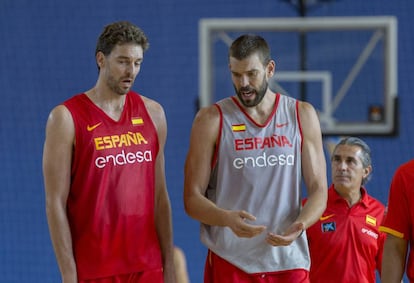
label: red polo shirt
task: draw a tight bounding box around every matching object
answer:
[305,185,385,283]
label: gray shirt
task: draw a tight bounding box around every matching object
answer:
[201,93,310,274]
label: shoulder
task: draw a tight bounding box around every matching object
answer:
[138,94,166,126]
[362,188,385,210]
[297,100,322,138]
[367,194,386,209]
[188,105,221,145]
[46,104,73,126]
[397,160,414,174]
[62,93,85,108]
[192,104,221,130]
[44,104,75,144]
[297,100,318,118]
[197,104,220,119]
[129,92,163,112]
[140,94,164,112]
[390,160,414,188]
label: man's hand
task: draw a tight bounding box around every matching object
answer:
[226,210,267,238]
[266,222,304,246]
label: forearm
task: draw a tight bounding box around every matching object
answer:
[184,193,230,227]
[46,203,77,282]
[155,190,175,282]
[381,256,405,282]
[381,236,407,283]
[298,188,327,229]
[155,193,174,261]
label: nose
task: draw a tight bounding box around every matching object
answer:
[239,75,249,87]
[126,63,140,76]
[337,160,347,171]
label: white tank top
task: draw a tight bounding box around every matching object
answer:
[201,93,310,273]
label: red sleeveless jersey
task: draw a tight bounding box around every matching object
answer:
[63,92,162,280]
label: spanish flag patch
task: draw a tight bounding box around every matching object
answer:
[232,124,246,132]
[131,117,144,125]
[365,215,377,226]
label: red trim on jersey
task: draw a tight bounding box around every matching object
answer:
[295,100,303,152]
[211,104,223,169]
[230,93,279,128]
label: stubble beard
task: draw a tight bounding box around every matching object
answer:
[107,74,132,96]
[235,79,268,108]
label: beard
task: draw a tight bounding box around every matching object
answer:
[234,77,268,107]
[106,73,133,96]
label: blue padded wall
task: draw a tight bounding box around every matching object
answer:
[1,0,413,282]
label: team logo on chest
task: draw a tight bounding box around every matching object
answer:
[232,132,295,169]
[321,222,336,233]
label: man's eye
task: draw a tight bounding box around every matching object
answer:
[248,72,258,77]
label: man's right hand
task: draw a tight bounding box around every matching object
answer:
[226,210,266,238]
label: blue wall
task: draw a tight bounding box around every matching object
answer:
[1,0,413,282]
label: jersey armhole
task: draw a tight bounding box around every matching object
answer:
[211,104,223,169]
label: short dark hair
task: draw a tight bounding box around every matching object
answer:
[95,21,149,57]
[229,34,271,66]
[332,136,372,185]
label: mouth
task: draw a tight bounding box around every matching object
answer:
[240,88,256,99]
[242,90,254,97]
[121,78,133,88]
[335,175,350,181]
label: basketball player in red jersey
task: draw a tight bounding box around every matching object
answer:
[381,160,414,283]
[43,22,175,283]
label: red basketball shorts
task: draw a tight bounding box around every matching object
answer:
[79,268,163,283]
[204,250,310,283]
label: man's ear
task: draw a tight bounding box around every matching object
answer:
[96,51,105,70]
[267,60,276,78]
[363,165,373,179]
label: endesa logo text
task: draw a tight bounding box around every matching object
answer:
[233,134,295,169]
[93,131,153,168]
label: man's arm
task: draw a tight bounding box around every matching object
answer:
[376,221,387,277]
[298,101,328,230]
[145,98,176,283]
[42,105,77,283]
[266,101,327,246]
[381,234,407,283]
[173,246,190,283]
[183,106,266,238]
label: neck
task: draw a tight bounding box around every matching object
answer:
[335,186,362,207]
[240,91,275,124]
[86,87,127,121]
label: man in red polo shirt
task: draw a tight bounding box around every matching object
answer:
[305,137,386,283]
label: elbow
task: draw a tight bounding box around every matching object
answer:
[322,189,328,209]
[45,194,67,221]
[183,194,193,217]
[318,189,328,213]
[45,195,55,219]
[183,190,200,220]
